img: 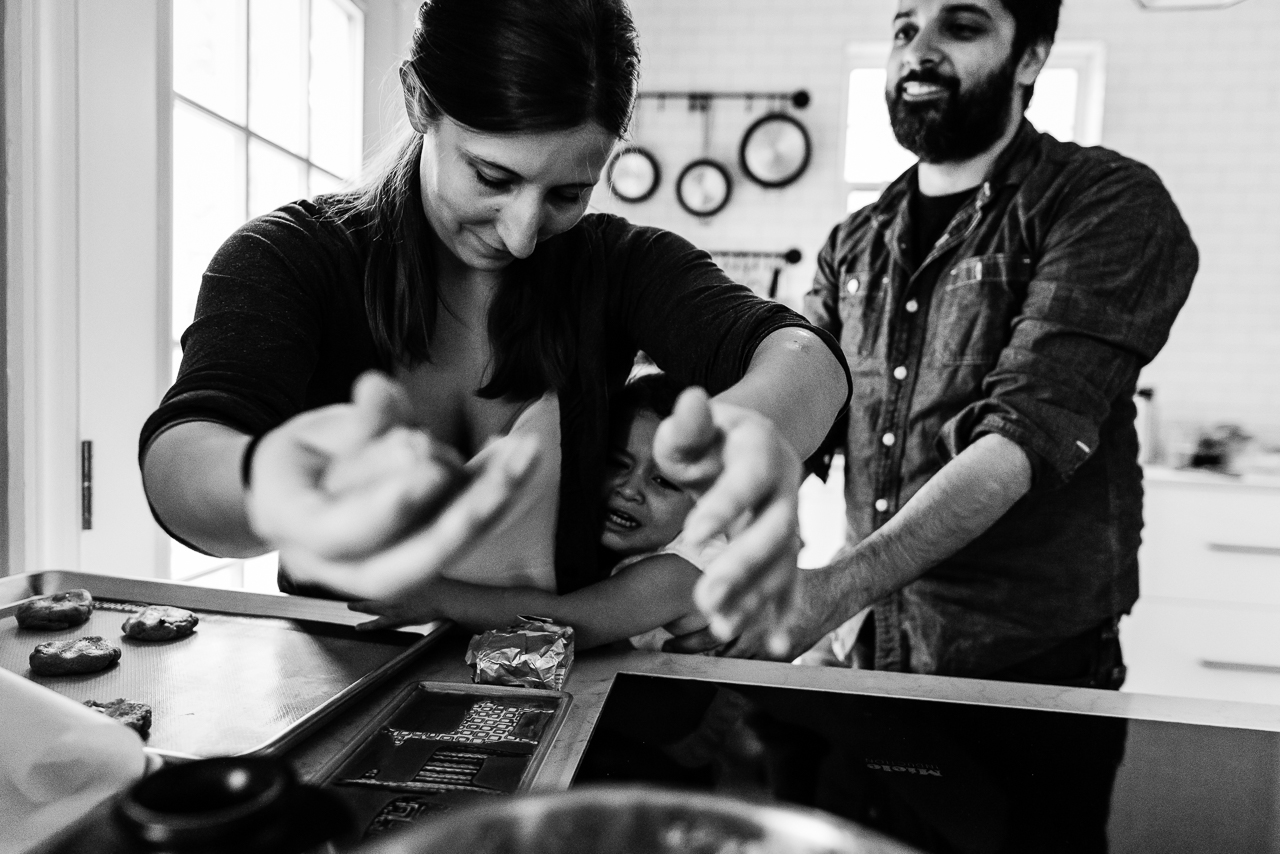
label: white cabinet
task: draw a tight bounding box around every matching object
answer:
[1123,468,1280,705]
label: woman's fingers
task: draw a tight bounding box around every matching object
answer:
[653,388,724,491]
[349,370,415,439]
[279,434,540,600]
[255,425,467,560]
[354,615,399,632]
[694,492,800,639]
[681,414,794,546]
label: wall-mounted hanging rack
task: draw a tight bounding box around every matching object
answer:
[709,248,803,265]
[638,90,811,111]
[709,249,804,301]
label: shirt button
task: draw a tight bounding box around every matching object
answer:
[881,276,890,285]
[874,498,889,512]
[882,432,896,447]
[905,299,919,313]
[893,366,907,380]
[847,277,860,295]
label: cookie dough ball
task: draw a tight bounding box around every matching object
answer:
[30,636,121,676]
[84,698,152,737]
[16,589,94,630]
[122,605,199,641]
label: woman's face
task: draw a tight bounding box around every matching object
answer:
[418,116,616,272]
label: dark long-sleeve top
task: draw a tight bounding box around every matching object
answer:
[805,121,1198,677]
[140,201,848,594]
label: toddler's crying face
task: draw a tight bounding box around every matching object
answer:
[600,411,695,556]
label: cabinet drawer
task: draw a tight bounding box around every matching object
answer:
[1140,481,1280,605]
[1122,597,1280,705]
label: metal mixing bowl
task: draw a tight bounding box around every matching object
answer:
[357,784,923,854]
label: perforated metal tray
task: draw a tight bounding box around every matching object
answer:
[0,571,449,759]
[313,681,572,840]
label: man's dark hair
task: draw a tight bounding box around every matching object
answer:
[998,0,1062,107]
[1000,0,1062,58]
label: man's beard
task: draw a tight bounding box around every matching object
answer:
[886,56,1018,164]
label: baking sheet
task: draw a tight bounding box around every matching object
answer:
[313,681,571,841]
[0,571,448,758]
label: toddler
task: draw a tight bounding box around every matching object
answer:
[352,372,721,650]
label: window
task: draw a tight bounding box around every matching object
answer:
[842,41,1105,213]
[170,0,364,587]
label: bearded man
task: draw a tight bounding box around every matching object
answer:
[774,0,1196,687]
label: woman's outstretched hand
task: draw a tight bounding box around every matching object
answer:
[244,371,539,600]
[652,387,803,655]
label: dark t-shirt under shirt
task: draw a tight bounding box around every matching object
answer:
[910,185,979,270]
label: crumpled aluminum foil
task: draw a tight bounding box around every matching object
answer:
[464,616,574,691]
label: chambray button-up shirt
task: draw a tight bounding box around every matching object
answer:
[805,122,1198,678]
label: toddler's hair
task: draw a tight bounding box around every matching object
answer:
[615,371,684,426]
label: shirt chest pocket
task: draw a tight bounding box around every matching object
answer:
[926,254,1031,367]
[837,268,887,362]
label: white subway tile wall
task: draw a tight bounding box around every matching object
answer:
[590,0,1280,435]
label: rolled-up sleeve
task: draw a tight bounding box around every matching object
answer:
[936,160,1198,489]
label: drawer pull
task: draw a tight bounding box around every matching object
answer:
[1200,659,1280,675]
[1205,543,1280,557]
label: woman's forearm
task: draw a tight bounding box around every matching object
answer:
[714,327,848,458]
[142,422,269,558]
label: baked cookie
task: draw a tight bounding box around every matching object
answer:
[30,636,121,675]
[122,605,199,641]
[15,589,94,630]
[84,698,152,737]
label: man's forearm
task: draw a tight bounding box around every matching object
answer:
[819,434,1033,624]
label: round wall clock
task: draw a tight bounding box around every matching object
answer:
[739,112,812,189]
[675,158,732,217]
[607,146,661,203]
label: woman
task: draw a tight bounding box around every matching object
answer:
[139,0,849,646]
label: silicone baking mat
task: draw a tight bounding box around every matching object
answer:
[0,572,447,758]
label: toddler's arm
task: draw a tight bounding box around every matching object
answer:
[350,553,705,649]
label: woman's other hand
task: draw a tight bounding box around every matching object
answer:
[653,387,802,655]
[348,585,446,632]
[245,371,539,600]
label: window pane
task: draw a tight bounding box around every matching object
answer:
[844,68,916,185]
[249,0,308,155]
[309,166,346,197]
[249,139,308,218]
[847,188,884,214]
[1026,67,1079,143]
[173,102,247,344]
[173,0,247,124]
[309,0,361,179]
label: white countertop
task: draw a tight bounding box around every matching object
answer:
[1143,464,1280,490]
